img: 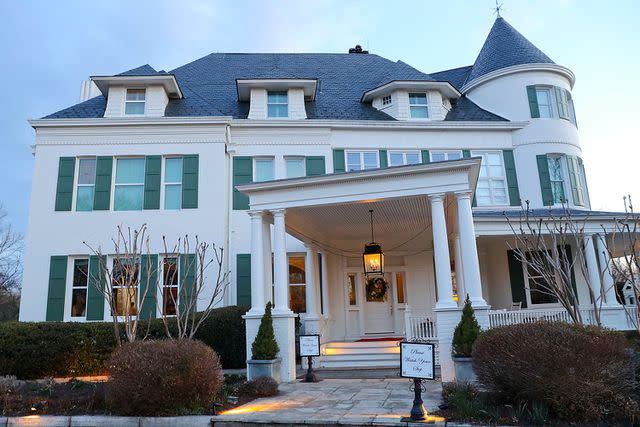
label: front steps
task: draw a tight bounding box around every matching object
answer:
[318,340,401,368]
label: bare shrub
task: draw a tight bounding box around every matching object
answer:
[237,376,278,403]
[472,322,638,421]
[106,339,223,415]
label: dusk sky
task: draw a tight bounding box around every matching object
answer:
[1,0,638,236]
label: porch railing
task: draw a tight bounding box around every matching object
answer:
[404,309,438,341]
[488,308,598,328]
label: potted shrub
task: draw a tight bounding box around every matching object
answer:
[452,295,480,383]
[247,302,281,382]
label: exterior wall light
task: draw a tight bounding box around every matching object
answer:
[363,209,384,275]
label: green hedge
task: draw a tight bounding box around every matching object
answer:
[0,305,247,379]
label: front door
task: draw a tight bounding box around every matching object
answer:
[363,273,394,334]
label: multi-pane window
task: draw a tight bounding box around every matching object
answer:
[164,157,183,210]
[382,95,392,106]
[430,150,462,162]
[535,88,553,118]
[76,158,96,211]
[162,257,179,315]
[112,259,139,316]
[267,91,288,118]
[547,156,566,204]
[254,158,275,182]
[114,158,145,211]
[285,158,305,178]
[71,259,89,317]
[288,256,306,313]
[409,93,428,119]
[125,89,146,115]
[346,151,378,171]
[472,151,509,206]
[388,151,420,166]
[524,256,559,306]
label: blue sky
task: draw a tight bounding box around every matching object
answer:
[1,0,638,235]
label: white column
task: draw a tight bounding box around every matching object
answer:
[248,211,265,314]
[453,234,465,306]
[584,234,603,304]
[456,191,487,307]
[305,243,319,317]
[320,251,330,317]
[272,209,291,314]
[430,194,456,309]
[596,234,621,306]
[262,219,273,305]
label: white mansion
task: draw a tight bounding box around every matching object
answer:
[21,17,631,381]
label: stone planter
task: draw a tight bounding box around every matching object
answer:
[452,356,477,383]
[247,358,282,382]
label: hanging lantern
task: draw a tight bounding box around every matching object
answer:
[363,209,384,275]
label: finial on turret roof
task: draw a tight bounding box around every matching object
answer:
[494,0,503,18]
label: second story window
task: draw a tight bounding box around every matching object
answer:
[472,150,508,206]
[267,91,288,118]
[76,158,96,211]
[388,150,420,166]
[114,158,145,211]
[409,93,428,119]
[254,158,275,182]
[285,157,305,178]
[430,150,462,162]
[346,151,378,171]
[547,156,566,204]
[535,88,553,118]
[164,157,183,210]
[125,89,146,115]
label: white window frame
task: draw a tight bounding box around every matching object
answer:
[284,156,306,178]
[535,87,554,119]
[345,150,380,172]
[68,257,90,319]
[547,154,568,206]
[161,255,180,316]
[162,156,183,210]
[387,150,421,166]
[112,156,146,211]
[288,254,306,314]
[429,150,463,162]
[266,90,288,118]
[74,156,97,212]
[111,257,141,317]
[522,257,562,308]
[382,95,392,106]
[253,157,275,182]
[471,150,509,207]
[408,92,429,119]
[124,88,146,116]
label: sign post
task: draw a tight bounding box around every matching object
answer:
[400,341,435,422]
[299,334,321,383]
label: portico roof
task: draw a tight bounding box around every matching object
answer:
[237,158,481,254]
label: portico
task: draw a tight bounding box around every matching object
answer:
[238,158,488,382]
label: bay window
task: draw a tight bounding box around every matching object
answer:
[471,151,509,206]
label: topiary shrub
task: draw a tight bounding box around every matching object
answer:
[473,322,639,422]
[251,302,279,360]
[237,376,279,403]
[452,295,480,357]
[106,339,223,416]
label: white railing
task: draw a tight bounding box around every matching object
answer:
[623,306,639,330]
[404,309,438,341]
[488,308,597,328]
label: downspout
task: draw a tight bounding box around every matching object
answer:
[223,123,232,306]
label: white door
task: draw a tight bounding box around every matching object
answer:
[363,273,394,334]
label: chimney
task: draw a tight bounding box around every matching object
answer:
[79,80,101,102]
[348,44,369,54]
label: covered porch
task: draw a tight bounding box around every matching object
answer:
[238,158,488,382]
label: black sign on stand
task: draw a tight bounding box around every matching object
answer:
[399,342,436,422]
[299,334,321,382]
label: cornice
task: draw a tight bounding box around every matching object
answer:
[231,119,526,131]
[29,116,233,128]
[461,63,576,93]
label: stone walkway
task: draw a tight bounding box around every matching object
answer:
[212,378,444,426]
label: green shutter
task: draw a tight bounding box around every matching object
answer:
[378,150,388,168]
[421,150,430,164]
[462,150,471,158]
[503,150,521,206]
[46,256,68,321]
[526,85,540,118]
[236,254,251,307]
[86,255,106,321]
[305,156,326,176]
[536,154,554,206]
[143,156,161,210]
[179,254,196,314]
[507,250,527,309]
[566,155,584,206]
[233,157,252,210]
[139,254,158,320]
[555,86,569,120]
[332,149,345,173]
[578,157,589,206]
[182,155,199,209]
[55,157,75,211]
[93,156,113,210]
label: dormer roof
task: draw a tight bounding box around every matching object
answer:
[90,64,183,99]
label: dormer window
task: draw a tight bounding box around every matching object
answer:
[382,95,392,106]
[125,89,146,115]
[267,91,288,118]
[409,93,428,119]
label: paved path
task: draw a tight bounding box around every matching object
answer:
[212,378,444,426]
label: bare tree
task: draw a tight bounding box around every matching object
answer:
[85,224,229,344]
[0,206,22,321]
[602,195,640,331]
[505,201,605,326]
